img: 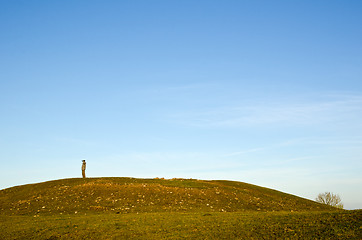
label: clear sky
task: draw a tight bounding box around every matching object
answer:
[1,0,361,209]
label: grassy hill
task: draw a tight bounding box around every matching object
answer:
[1,177,361,239]
[0,177,335,215]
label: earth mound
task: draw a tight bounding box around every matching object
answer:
[0,177,336,215]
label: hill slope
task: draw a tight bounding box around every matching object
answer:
[0,177,336,215]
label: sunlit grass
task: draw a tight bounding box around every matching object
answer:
[1,177,359,239]
[1,211,361,239]
[0,177,335,216]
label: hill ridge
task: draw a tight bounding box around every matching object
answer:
[0,177,337,216]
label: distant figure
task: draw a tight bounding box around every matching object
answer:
[81,160,86,178]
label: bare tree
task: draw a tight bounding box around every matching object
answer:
[316,192,344,209]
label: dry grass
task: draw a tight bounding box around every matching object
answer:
[0,177,335,216]
[1,177,359,239]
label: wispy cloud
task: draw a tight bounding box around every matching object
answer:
[224,147,267,157]
[169,94,362,128]
[223,139,302,157]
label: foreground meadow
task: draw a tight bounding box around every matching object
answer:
[1,210,361,239]
[1,178,361,239]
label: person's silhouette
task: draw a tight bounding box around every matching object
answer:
[81,160,86,178]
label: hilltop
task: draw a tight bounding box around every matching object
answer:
[0,177,336,215]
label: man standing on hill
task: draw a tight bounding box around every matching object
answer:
[81,160,86,178]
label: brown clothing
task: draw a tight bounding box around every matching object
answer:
[82,162,86,178]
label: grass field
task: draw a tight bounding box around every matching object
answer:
[1,211,361,239]
[0,177,336,215]
[1,178,361,239]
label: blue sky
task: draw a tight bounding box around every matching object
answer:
[1,0,361,209]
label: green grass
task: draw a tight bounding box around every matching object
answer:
[0,177,335,216]
[1,177,360,239]
[1,211,361,239]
